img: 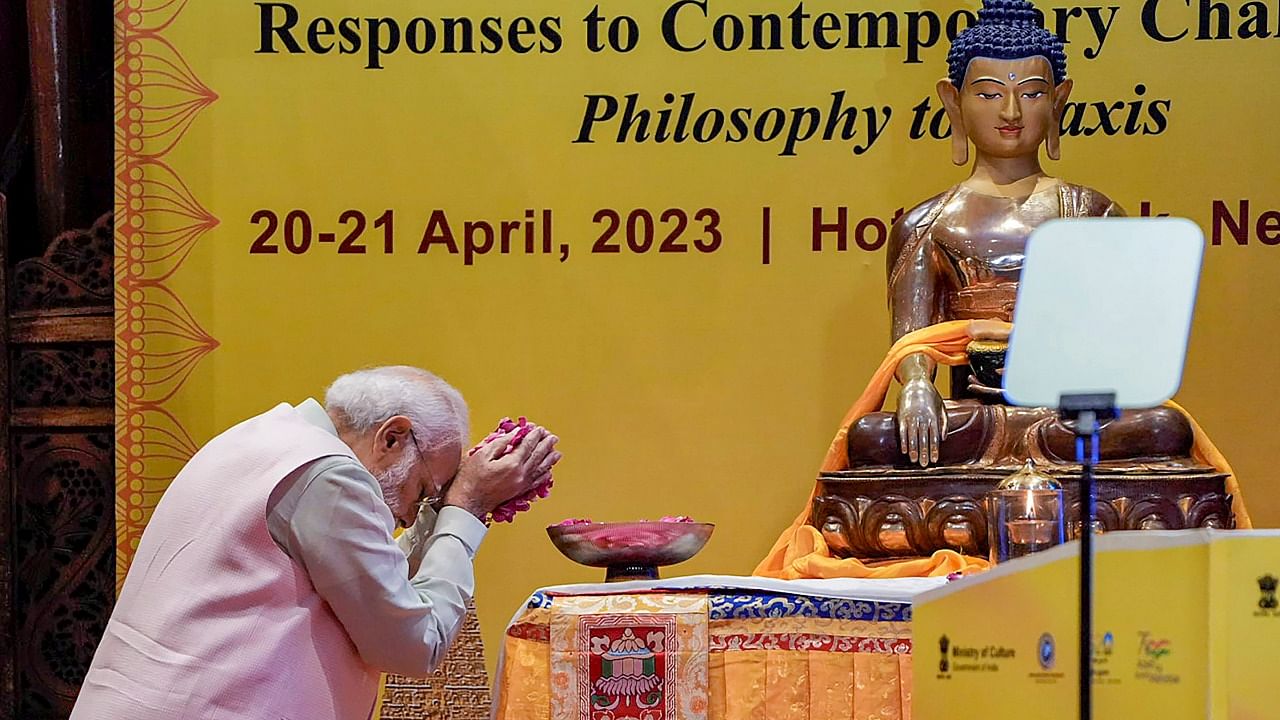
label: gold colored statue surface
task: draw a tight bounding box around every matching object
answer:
[756,0,1248,580]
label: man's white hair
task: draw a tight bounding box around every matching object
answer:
[323,366,469,453]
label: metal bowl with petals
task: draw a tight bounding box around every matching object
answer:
[546,521,715,582]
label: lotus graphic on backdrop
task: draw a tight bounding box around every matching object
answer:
[1258,575,1278,610]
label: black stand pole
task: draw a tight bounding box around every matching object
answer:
[1059,392,1116,720]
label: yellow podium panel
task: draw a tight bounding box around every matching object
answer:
[913,530,1280,720]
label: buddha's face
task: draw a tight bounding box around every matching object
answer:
[944,56,1072,160]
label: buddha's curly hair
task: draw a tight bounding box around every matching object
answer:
[947,0,1067,87]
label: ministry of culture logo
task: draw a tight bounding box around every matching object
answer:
[1102,631,1115,655]
[1259,574,1278,610]
[939,635,950,673]
[1038,633,1056,670]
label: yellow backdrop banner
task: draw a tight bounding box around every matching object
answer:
[115,0,1280,680]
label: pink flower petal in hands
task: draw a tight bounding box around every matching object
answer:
[472,416,556,523]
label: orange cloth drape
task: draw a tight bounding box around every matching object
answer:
[1168,399,1251,529]
[754,320,1250,580]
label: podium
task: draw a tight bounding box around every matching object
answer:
[913,530,1280,719]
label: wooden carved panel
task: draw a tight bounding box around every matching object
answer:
[12,432,114,718]
[13,347,112,408]
[0,192,14,720]
[6,209,115,719]
[379,601,492,720]
[11,214,111,313]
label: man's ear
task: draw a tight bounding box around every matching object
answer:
[937,78,968,166]
[373,415,414,455]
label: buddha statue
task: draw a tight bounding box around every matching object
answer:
[845,0,1193,471]
[755,0,1248,580]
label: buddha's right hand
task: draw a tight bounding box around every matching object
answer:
[897,378,948,467]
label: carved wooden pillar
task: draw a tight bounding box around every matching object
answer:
[25,0,72,243]
[25,0,112,246]
[0,2,113,717]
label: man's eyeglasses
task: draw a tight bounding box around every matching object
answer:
[407,428,443,515]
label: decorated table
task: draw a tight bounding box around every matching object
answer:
[492,575,947,720]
